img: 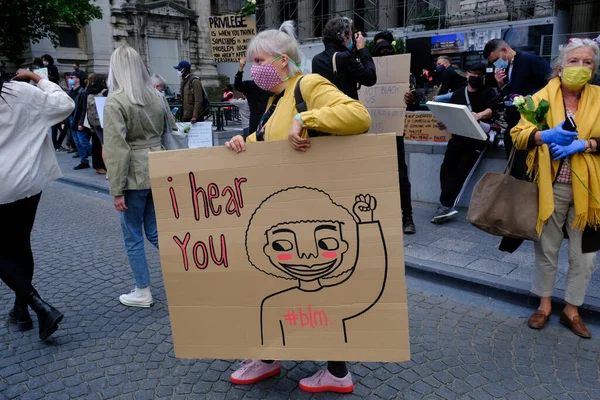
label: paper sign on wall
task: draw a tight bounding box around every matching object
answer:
[404,111,451,142]
[358,54,411,136]
[148,134,410,362]
[209,14,256,63]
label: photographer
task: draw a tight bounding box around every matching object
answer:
[483,39,551,178]
[432,63,496,224]
[312,16,376,100]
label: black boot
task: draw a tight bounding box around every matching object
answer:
[403,214,416,234]
[8,296,33,331]
[27,291,64,341]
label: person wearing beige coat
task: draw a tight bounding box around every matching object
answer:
[103,44,166,308]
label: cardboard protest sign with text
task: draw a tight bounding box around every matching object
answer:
[148,134,410,362]
[359,54,410,135]
[404,112,451,142]
[209,14,256,63]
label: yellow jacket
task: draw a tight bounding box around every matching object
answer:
[246,73,371,142]
[511,77,600,232]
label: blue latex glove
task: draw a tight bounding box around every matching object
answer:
[541,121,578,146]
[549,140,586,160]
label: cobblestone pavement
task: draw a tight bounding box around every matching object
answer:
[1,185,600,400]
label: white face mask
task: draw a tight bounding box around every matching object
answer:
[177,70,183,77]
[42,61,49,67]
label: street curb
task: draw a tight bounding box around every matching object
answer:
[58,176,110,195]
[405,255,600,314]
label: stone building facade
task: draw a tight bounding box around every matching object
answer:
[24,0,218,91]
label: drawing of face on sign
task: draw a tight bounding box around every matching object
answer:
[245,187,387,347]
[246,187,358,284]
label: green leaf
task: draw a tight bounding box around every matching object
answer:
[526,95,536,113]
[537,99,550,118]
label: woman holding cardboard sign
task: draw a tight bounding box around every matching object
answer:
[224,21,371,394]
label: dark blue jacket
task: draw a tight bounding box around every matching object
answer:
[503,51,551,127]
[503,51,551,97]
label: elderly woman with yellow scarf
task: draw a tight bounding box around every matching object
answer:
[512,38,600,339]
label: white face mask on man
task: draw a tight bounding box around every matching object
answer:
[177,70,183,77]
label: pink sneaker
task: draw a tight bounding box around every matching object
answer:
[299,369,354,393]
[230,360,281,385]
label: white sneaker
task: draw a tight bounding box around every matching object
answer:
[119,287,154,308]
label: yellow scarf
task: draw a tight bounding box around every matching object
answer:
[515,78,600,234]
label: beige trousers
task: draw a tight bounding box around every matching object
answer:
[532,183,597,306]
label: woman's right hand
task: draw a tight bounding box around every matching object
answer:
[225,135,246,153]
[541,121,578,146]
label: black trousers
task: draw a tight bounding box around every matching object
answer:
[439,136,486,207]
[51,123,68,150]
[262,360,347,378]
[91,130,106,170]
[396,137,413,216]
[0,193,42,298]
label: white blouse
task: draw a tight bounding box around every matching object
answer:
[0,79,75,204]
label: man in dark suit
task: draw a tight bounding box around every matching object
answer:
[435,56,467,95]
[483,39,551,178]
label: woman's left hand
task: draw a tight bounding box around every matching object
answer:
[288,119,310,152]
[114,195,128,212]
[550,140,586,160]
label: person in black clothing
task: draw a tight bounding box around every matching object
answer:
[435,56,467,95]
[432,63,496,224]
[312,16,376,100]
[42,54,68,150]
[373,31,395,56]
[67,71,92,169]
[41,54,60,84]
[483,39,551,179]
[234,58,271,137]
[371,32,416,234]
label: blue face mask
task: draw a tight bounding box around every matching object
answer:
[436,64,445,72]
[493,56,508,70]
[347,38,354,51]
[68,79,75,86]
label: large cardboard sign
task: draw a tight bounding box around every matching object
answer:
[404,112,451,142]
[209,14,256,63]
[149,134,410,362]
[359,54,411,135]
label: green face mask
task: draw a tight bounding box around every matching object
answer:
[561,66,593,90]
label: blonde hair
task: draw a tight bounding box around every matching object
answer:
[552,38,600,79]
[108,44,156,106]
[247,20,303,76]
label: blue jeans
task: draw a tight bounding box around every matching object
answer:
[72,129,92,163]
[119,190,159,289]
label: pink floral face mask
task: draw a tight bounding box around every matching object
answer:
[251,55,288,91]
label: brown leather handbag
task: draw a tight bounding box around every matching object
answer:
[467,148,540,241]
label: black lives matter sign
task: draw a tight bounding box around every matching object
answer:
[209,15,257,63]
